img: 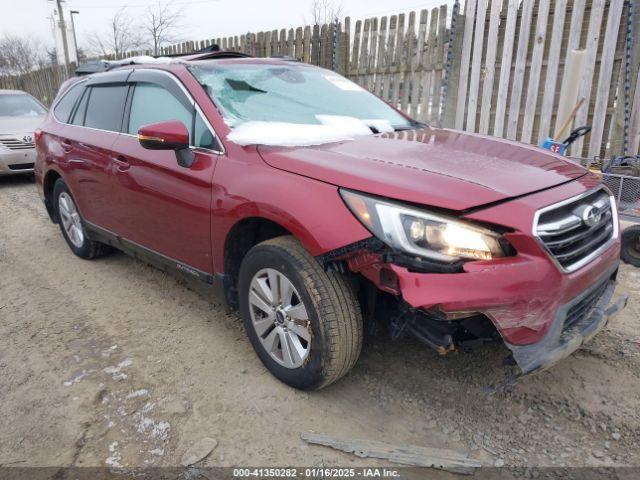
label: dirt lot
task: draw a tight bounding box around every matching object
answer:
[1,175,639,473]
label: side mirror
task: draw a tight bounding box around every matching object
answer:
[137,120,195,168]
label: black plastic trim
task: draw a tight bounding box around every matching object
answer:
[84,221,227,307]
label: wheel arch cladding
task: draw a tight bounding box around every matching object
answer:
[223,217,293,309]
[43,169,62,222]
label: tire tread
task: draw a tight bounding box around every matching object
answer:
[254,236,363,389]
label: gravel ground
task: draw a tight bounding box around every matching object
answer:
[1,175,639,472]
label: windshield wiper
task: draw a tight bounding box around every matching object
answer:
[394,120,427,132]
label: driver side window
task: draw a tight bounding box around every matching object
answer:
[128,83,193,142]
[128,82,220,151]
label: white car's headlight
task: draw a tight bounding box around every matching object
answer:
[341,189,507,262]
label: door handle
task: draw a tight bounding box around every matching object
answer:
[61,140,72,153]
[112,154,131,172]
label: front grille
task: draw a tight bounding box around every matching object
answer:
[564,278,610,330]
[8,162,34,170]
[535,188,615,271]
[0,138,35,150]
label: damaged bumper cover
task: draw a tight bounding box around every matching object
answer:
[322,229,625,375]
[505,265,628,375]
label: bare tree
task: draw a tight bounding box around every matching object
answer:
[0,35,47,75]
[142,1,183,56]
[309,0,344,25]
[87,7,142,59]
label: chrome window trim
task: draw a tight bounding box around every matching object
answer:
[50,79,88,123]
[531,185,619,273]
[51,68,224,156]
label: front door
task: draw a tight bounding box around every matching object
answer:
[109,76,220,274]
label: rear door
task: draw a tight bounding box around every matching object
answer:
[109,69,221,274]
[62,72,130,232]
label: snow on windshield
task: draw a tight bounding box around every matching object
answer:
[228,115,390,147]
[192,63,410,146]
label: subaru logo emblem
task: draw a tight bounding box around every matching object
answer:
[22,135,33,143]
[582,205,602,227]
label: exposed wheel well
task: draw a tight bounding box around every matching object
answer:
[43,170,62,222]
[223,217,292,309]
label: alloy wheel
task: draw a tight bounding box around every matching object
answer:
[248,268,311,369]
[58,192,84,248]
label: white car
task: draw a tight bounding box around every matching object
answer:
[0,89,47,176]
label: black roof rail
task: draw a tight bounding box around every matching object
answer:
[161,43,222,58]
[74,46,253,75]
[75,60,110,76]
[189,51,254,60]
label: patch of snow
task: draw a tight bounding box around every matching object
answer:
[363,119,395,133]
[153,421,170,441]
[126,389,148,399]
[108,56,176,67]
[137,416,170,441]
[227,115,373,147]
[106,441,122,468]
[101,345,118,357]
[137,417,154,434]
[104,359,132,380]
[63,370,91,387]
[149,448,164,457]
[142,402,155,413]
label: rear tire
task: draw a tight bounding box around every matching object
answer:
[239,236,363,390]
[621,225,640,267]
[53,179,110,260]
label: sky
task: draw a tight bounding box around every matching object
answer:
[0,0,450,53]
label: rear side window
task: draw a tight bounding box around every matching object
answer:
[71,89,89,126]
[84,85,128,132]
[128,83,193,138]
[53,82,84,123]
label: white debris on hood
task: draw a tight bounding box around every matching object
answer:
[227,115,374,147]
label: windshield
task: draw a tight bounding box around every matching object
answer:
[191,63,414,132]
[0,94,46,117]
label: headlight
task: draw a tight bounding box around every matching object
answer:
[340,189,506,262]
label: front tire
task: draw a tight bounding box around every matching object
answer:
[239,236,363,390]
[53,179,110,260]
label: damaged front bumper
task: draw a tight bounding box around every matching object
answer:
[328,231,625,376]
[505,266,628,375]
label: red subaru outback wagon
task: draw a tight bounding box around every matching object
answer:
[35,52,626,389]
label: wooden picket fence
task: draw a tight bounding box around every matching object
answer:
[1,0,639,157]
[0,64,73,107]
[451,0,639,159]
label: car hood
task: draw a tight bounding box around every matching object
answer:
[257,127,587,211]
[0,115,45,136]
